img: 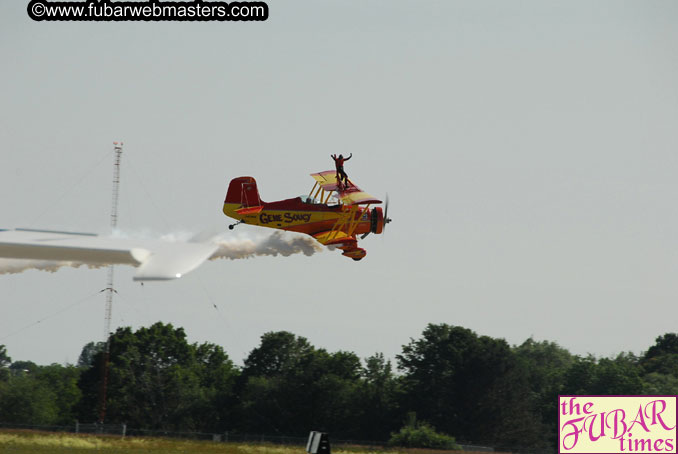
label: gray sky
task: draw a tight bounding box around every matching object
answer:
[1,1,677,366]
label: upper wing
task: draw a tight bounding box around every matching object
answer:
[310,171,382,205]
[0,228,218,281]
[310,170,342,191]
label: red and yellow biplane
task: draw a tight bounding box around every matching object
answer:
[222,171,391,260]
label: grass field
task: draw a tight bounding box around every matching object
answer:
[0,430,469,454]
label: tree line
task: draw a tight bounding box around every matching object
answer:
[1,323,678,451]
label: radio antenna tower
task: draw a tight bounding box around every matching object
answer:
[98,141,123,424]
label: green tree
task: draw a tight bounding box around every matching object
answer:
[397,324,544,447]
[35,364,82,425]
[642,333,678,376]
[514,338,574,448]
[645,333,678,358]
[594,354,643,394]
[352,353,401,440]
[77,341,105,368]
[193,342,239,431]
[389,414,461,450]
[562,354,642,395]
[642,372,678,394]
[77,322,238,431]
[0,345,11,381]
[238,331,364,437]
[0,374,58,424]
[9,360,38,375]
[242,331,314,377]
[561,356,597,394]
[236,331,317,434]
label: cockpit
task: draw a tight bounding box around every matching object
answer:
[299,195,319,204]
[299,195,340,207]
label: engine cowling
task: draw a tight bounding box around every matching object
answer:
[370,207,384,235]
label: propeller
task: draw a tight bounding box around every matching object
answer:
[383,193,392,234]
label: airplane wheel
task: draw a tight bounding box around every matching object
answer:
[228,225,234,230]
[352,258,362,261]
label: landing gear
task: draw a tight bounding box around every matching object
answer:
[228,220,243,230]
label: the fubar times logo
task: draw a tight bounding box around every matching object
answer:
[559,396,677,454]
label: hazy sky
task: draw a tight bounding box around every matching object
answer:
[1,1,677,366]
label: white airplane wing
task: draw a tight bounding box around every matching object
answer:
[0,228,218,281]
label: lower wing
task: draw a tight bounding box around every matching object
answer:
[313,230,366,261]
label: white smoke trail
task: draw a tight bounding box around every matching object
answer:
[0,231,323,276]
[0,259,105,275]
[210,231,323,260]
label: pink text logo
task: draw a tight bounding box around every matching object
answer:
[559,396,677,454]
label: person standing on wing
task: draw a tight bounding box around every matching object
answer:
[331,153,352,188]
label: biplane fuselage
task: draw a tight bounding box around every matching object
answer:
[223,172,386,260]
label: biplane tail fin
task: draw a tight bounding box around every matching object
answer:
[225,176,263,208]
